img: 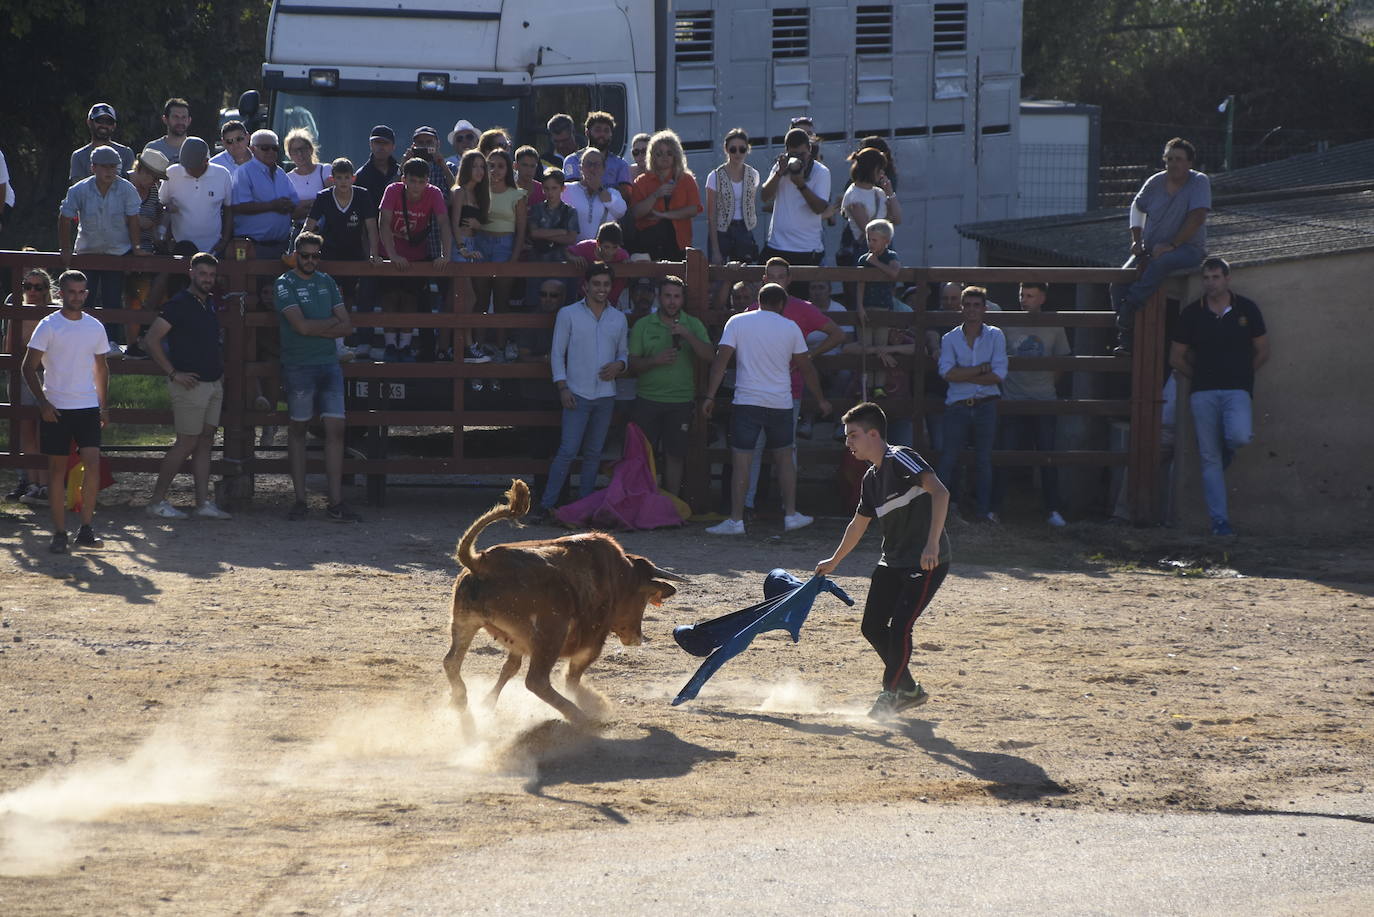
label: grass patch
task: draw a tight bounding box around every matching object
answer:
[1,374,174,449]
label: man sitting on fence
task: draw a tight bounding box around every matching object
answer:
[628,275,713,498]
[143,253,233,521]
[274,231,361,523]
[533,261,628,520]
[937,285,1007,525]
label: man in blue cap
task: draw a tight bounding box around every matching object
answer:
[69,103,135,184]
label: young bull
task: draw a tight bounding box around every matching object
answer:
[444,479,686,727]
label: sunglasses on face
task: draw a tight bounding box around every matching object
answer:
[255,144,278,151]
[22,282,48,291]
[456,133,476,142]
[632,147,647,156]
[225,136,247,144]
[727,145,747,154]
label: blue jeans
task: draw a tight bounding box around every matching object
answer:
[991,414,1060,513]
[1113,245,1204,328]
[282,362,346,421]
[937,399,998,516]
[543,394,614,508]
[1190,389,1252,526]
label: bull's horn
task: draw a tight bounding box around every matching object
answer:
[650,564,689,583]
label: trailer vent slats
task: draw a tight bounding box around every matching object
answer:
[856,5,893,56]
[933,2,968,52]
[674,10,714,64]
[772,7,810,59]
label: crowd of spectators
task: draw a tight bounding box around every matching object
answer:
[8,100,1243,534]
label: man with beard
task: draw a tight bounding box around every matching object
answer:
[69,103,135,183]
[145,97,192,165]
[628,275,713,497]
[274,231,361,523]
[562,111,632,200]
[142,253,233,520]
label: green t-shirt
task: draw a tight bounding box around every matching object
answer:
[275,270,342,365]
[628,311,710,403]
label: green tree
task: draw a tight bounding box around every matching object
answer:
[0,1,271,248]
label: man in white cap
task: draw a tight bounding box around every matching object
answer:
[69,103,135,184]
[160,137,233,257]
[445,119,479,172]
[229,129,298,259]
[58,145,147,344]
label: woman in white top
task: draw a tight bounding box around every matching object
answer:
[705,128,761,264]
[564,148,627,241]
[840,147,902,258]
[285,128,330,220]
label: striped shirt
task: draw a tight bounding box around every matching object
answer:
[857,445,951,567]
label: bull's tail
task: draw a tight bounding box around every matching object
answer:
[456,479,531,572]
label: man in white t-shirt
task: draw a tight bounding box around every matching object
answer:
[22,270,111,554]
[159,137,233,256]
[702,283,831,535]
[760,128,831,295]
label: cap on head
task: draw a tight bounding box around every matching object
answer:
[412,125,438,141]
[88,102,117,121]
[90,145,121,167]
[447,119,478,145]
[369,124,395,142]
[179,137,209,167]
[138,147,170,179]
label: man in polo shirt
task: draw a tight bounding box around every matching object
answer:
[145,97,192,166]
[159,138,232,256]
[229,129,298,259]
[534,261,629,519]
[69,103,135,183]
[143,253,232,520]
[627,276,713,497]
[760,128,831,296]
[936,285,1007,524]
[703,283,832,535]
[58,145,147,337]
[210,121,252,175]
[275,231,361,523]
[1170,257,1270,536]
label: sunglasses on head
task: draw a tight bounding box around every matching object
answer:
[22,282,48,291]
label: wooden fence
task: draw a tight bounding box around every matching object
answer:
[0,250,1166,522]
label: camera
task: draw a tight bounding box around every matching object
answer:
[785,156,804,174]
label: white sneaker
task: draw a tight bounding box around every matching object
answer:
[1047,510,1067,527]
[146,500,187,519]
[783,512,814,532]
[195,502,232,520]
[705,518,745,536]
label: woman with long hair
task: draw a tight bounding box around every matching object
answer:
[704,127,760,264]
[470,149,527,346]
[627,129,702,261]
[450,149,490,361]
[841,147,902,260]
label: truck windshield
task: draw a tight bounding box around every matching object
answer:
[272,91,522,164]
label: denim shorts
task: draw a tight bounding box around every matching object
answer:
[473,231,515,263]
[731,403,794,451]
[282,362,346,422]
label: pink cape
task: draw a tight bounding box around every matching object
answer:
[554,423,688,530]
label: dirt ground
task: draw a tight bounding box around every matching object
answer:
[0,473,1371,915]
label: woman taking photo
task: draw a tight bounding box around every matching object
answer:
[704,127,760,264]
[450,149,490,361]
[470,149,527,339]
[627,129,702,261]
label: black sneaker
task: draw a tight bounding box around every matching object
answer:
[74,525,103,548]
[123,344,150,360]
[867,691,898,722]
[5,480,28,501]
[326,502,361,523]
[287,500,308,521]
[892,684,930,712]
[49,531,69,554]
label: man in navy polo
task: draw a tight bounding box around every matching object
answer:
[1170,257,1270,536]
[936,285,1007,524]
[229,129,298,259]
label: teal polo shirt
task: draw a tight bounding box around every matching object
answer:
[275,270,343,365]
[629,310,709,404]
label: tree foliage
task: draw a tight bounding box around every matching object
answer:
[1023,0,1374,161]
[0,1,271,247]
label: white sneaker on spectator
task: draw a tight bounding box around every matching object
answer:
[1047,510,1067,527]
[705,518,745,536]
[195,502,232,520]
[146,500,188,519]
[783,512,814,531]
[463,343,492,364]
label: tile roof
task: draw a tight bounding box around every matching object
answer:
[1210,139,1374,194]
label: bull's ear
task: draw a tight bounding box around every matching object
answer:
[642,580,678,605]
[631,555,689,583]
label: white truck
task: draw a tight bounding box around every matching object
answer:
[245,0,1022,264]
